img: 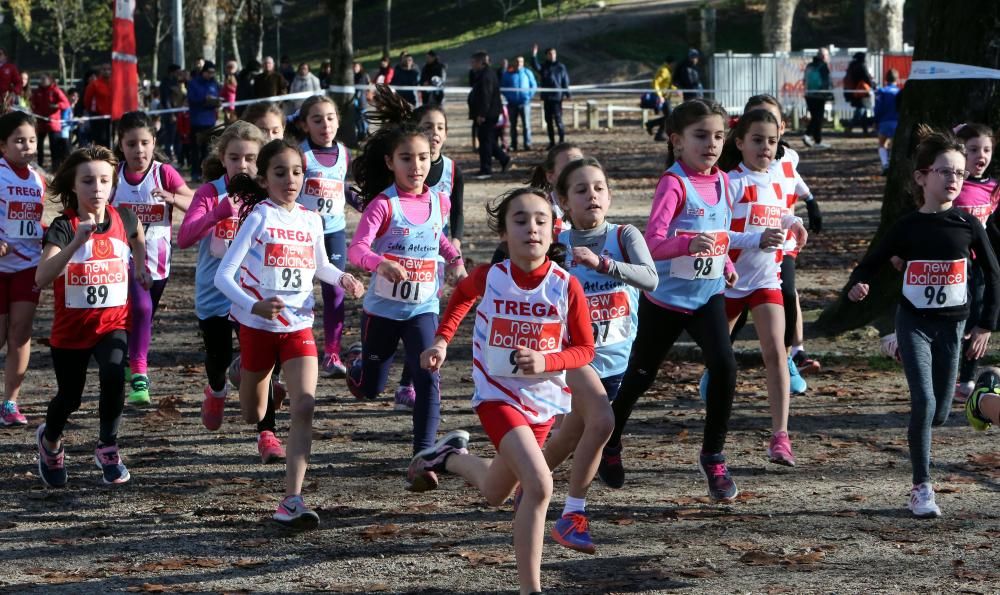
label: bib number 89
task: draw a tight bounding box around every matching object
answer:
[924,285,947,306]
[86,285,109,305]
[281,268,302,289]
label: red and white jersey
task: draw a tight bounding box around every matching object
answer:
[471,260,573,425]
[0,157,45,272]
[954,177,999,226]
[771,149,809,256]
[113,162,173,280]
[726,164,798,298]
[51,208,131,349]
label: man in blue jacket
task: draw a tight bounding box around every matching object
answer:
[501,56,537,151]
[187,60,220,181]
[531,43,570,149]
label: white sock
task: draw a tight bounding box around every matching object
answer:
[878,147,889,168]
[790,344,804,359]
[210,386,226,399]
[563,496,586,516]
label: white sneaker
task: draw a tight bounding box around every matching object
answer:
[816,142,832,150]
[953,381,974,404]
[802,134,815,147]
[908,482,941,518]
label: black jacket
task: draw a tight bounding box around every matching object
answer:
[531,55,570,101]
[467,66,502,123]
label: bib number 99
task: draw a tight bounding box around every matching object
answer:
[317,198,338,214]
[280,268,302,289]
[925,286,947,306]
[86,285,109,305]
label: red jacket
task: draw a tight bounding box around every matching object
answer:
[84,76,112,116]
[0,62,22,99]
[30,84,70,133]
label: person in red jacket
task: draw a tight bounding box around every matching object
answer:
[83,64,113,148]
[0,48,22,110]
[30,73,70,168]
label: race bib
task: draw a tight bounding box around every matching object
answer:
[958,204,991,226]
[303,178,345,216]
[586,290,633,346]
[373,253,436,304]
[745,203,784,233]
[120,202,169,226]
[484,317,562,378]
[64,259,128,308]
[4,201,42,239]
[260,242,316,291]
[669,230,729,280]
[902,259,967,309]
[209,217,239,258]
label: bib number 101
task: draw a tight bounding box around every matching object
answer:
[391,280,420,301]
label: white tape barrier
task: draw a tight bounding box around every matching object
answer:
[908,61,1000,81]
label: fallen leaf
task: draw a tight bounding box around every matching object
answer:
[610,517,634,526]
[456,550,514,566]
[677,567,717,578]
[360,524,400,541]
[127,585,168,593]
[233,558,267,569]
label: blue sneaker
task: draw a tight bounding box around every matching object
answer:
[94,442,130,484]
[36,424,67,488]
[788,356,807,395]
[699,369,709,403]
[551,511,596,554]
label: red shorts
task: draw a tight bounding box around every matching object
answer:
[0,267,40,314]
[476,400,554,450]
[725,288,784,320]
[238,326,317,372]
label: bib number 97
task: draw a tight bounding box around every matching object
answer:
[86,285,109,305]
[924,286,947,306]
[591,321,610,343]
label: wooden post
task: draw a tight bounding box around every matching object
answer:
[641,108,649,126]
[606,104,614,129]
[572,102,580,129]
[586,100,598,129]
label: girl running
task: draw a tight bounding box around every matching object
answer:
[874,69,901,175]
[178,121,288,464]
[0,112,44,427]
[599,99,741,502]
[721,109,808,466]
[848,127,1000,518]
[35,146,150,487]
[347,91,466,490]
[966,367,1000,430]
[294,95,352,378]
[243,102,286,142]
[112,111,194,405]
[215,139,364,529]
[952,123,997,402]
[411,187,595,595]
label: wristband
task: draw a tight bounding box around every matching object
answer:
[599,255,612,273]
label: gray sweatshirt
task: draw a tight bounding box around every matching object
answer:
[564,221,658,292]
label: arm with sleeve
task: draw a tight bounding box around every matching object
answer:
[601,224,658,292]
[214,208,263,313]
[543,277,595,372]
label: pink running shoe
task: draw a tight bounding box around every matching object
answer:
[1,400,27,426]
[200,386,225,431]
[767,431,796,467]
[257,431,286,464]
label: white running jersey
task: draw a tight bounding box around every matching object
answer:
[0,158,45,272]
[113,162,173,280]
[471,261,573,425]
[771,151,807,255]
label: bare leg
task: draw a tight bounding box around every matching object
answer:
[752,304,790,433]
[280,356,317,497]
[239,367,271,424]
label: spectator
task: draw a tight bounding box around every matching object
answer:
[84,63,113,148]
[235,59,261,116]
[189,58,205,79]
[221,67,238,123]
[317,62,333,88]
[375,55,394,84]
[0,48,22,109]
[17,71,30,107]
[842,51,875,134]
[467,50,510,177]
[874,68,901,175]
[30,73,70,168]
[254,56,288,100]
[279,56,295,85]
[186,60,221,181]
[645,55,676,141]
[803,47,833,149]
[531,43,570,149]
[420,51,446,106]
[288,62,322,113]
[501,56,537,151]
[674,48,703,101]
[58,89,79,167]
[353,62,371,140]
[497,58,509,82]
[393,52,420,107]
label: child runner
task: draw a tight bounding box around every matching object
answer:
[347,92,466,490]
[294,95,353,378]
[548,157,656,553]
[177,121,287,463]
[243,102,286,142]
[0,112,44,427]
[951,123,997,402]
[112,111,194,405]
[966,367,1000,430]
[721,109,808,466]
[411,187,595,595]
[392,100,466,410]
[35,146,150,487]
[874,69,901,176]
[848,127,1000,518]
[215,139,364,529]
[598,99,741,502]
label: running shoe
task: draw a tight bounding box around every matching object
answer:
[598,443,625,489]
[200,386,225,431]
[788,356,807,395]
[394,385,416,411]
[127,374,151,406]
[320,353,347,379]
[698,370,709,403]
[227,355,242,387]
[908,482,941,518]
[767,431,796,467]
[698,451,739,502]
[345,342,366,399]
[257,431,286,464]
[966,369,1000,431]
[94,442,131,485]
[792,351,821,375]
[0,400,27,426]
[36,424,67,488]
[953,381,974,405]
[802,134,815,147]
[406,430,470,492]
[551,512,596,554]
[273,494,320,530]
[345,342,363,369]
[815,142,832,150]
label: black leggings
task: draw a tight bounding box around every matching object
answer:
[610,294,736,454]
[198,316,276,433]
[731,255,798,347]
[45,330,128,445]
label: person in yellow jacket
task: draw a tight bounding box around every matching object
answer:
[645,56,676,141]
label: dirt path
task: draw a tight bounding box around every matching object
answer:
[3,114,999,594]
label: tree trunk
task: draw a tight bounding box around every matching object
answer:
[865,0,905,52]
[230,0,247,70]
[328,0,357,147]
[537,0,543,19]
[55,11,67,85]
[762,0,799,52]
[152,0,162,80]
[255,0,264,63]
[817,1,1000,335]
[201,0,218,62]
[383,0,391,58]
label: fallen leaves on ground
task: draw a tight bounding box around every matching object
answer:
[739,547,830,566]
[360,523,400,541]
[456,550,514,566]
